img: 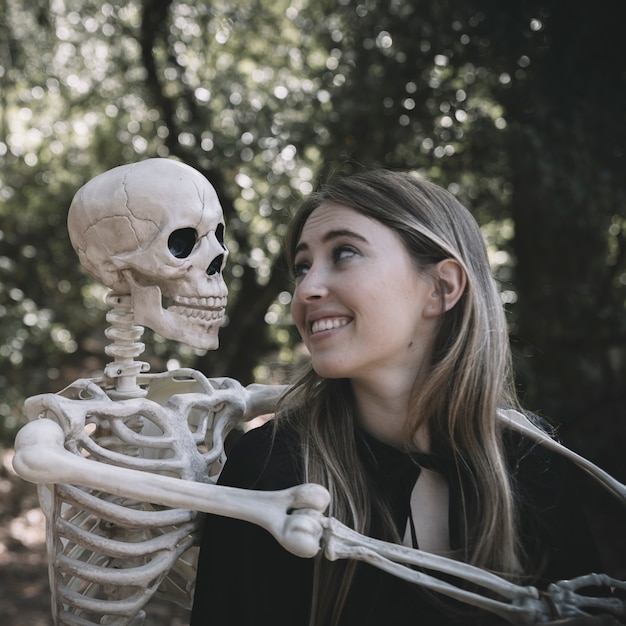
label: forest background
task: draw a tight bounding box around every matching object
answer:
[0,0,624,623]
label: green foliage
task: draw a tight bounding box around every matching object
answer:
[0,0,624,480]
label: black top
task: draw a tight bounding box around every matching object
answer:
[190,420,621,625]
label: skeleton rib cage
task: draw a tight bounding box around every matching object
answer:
[22,370,246,626]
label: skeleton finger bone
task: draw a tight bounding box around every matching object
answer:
[547,575,626,620]
[14,419,330,559]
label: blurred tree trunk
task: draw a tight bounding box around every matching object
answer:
[499,1,626,479]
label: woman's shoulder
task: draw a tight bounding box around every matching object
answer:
[218,419,303,491]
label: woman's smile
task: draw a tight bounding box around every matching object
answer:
[310,316,352,335]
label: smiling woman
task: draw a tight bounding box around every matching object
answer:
[289,203,465,448]
[191,169,622,626]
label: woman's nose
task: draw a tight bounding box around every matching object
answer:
[295,266,328,301]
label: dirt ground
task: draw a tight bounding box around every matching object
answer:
[0,448,191,626]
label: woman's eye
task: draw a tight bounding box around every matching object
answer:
[334,245,358,262]
[293,262,309,279]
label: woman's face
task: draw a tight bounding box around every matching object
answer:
[291,202,441,385]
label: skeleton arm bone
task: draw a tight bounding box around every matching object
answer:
[499,409,626,505]
[13,419,330,559]
[322,517,541,624]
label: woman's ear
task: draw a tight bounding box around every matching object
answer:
[423,259,467,318]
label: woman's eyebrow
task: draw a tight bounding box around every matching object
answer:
[295,229,368,255]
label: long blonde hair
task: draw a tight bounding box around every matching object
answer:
[278,169,522,624]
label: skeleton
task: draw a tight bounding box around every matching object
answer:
[12,158,626,625]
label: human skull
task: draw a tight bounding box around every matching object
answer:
[67,158,228,351]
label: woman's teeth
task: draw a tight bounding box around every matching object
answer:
[311,318,349,334]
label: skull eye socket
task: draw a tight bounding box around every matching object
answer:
[168,228,197,259]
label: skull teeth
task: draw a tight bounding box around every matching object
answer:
[169,305,225,322]
[172,296,227,309]
[169,296,226,322]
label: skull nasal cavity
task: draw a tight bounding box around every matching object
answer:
[216,222,226,249]
[207,255,224,276]
[168,228,197,259]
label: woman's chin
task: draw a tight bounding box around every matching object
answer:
[311,361,348,380]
